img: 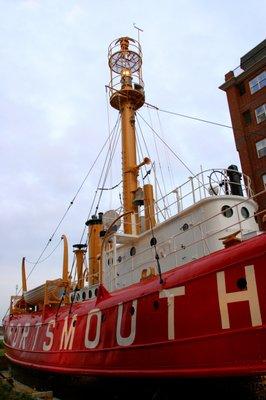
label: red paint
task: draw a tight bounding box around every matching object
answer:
[3,233,266,378]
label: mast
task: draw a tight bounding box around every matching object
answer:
[108,37,148,234]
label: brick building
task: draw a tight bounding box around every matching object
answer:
[220,39,266,230]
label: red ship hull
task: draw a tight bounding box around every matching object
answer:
[3,234,266,378]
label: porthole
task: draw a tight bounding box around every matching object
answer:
[130,247,136,256]
[150,237,157,246]
[237,277,247,290]
[241,207,249,219]
[117,256,122,263]
[181,223,189,231]
[94,288,98,297]
[221,205,233,218]
[88,290,92,298]
[82,291,86,301]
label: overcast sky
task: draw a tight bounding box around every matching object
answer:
[0,0,265,321]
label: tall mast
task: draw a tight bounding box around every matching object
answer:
[108,37,147,234]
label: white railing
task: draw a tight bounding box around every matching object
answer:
[151,168,253,223]
[103,190,265,290]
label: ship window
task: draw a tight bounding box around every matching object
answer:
[94,288,98,297]
[88,290,92,298]
[129,305,135,315]
[117,255,122,263]
[249,71,266,94]
[237,277,247,290]
[255,104,266,124]
[221,205,233,218]
[82,291,86,300]
[181,223,189,231]
[256,139,266,158]
[130,246,136,256]
[241,207,249,219]
[150,237,157,246]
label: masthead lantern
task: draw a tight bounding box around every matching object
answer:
[107,36,147,234]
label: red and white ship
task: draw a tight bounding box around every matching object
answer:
[3,36,266,380]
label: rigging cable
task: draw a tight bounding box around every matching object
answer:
[145,102,266,138]
[156,108,175,189]
[147,106,169,203]
[145,103,234,130]
[27,118,119,275]
[137,112,196,178]
[78,116,121,244]
[136,115,171,219]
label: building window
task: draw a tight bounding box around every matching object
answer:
[249,71,266,94]
[238,82,246,95]
[242,110,252,125]
[262,174,266,189]
[256,139,266,158]
[255,104,266,124]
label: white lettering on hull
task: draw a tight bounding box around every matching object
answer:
[60,315,77,350]
[217,265,262,329]
[159,287,186,340]
[116,300,137,346]
[19,323,30,349]
[84,308,101,349]
[12,324,21,347]
[43,320,55,351]
[32,322,42,350]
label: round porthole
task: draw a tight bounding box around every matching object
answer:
[150,237,157,246]
[117,256,122,263]
[88,290,92,298]
[237,277,247,290]
[130,247,136,256]
[82,291,86,301]
[241,207,249,219]
[181,223,189,231]
[221,205,233,218]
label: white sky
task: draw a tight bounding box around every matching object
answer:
[0,0,265,320]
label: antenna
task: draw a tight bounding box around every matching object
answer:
[133,23,143,43]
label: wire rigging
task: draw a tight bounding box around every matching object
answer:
[145,103,234,130]
[137,112,196,178]
[78,116,121,244]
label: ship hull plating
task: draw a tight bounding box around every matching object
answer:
[4,234,266,378]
